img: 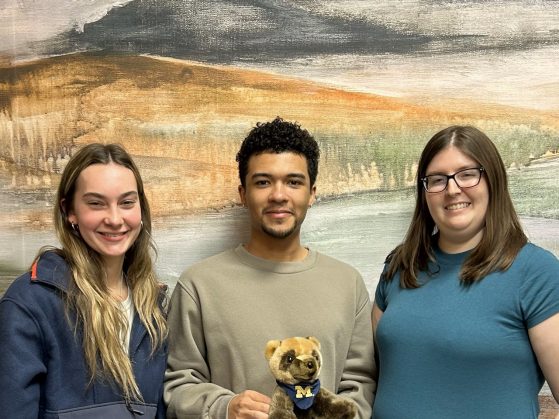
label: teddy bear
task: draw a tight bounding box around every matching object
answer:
[264,336,358,419]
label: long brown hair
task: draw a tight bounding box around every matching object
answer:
[41,143,167,402]
[384,125,527,287]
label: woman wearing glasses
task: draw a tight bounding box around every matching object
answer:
[372,126,559,418]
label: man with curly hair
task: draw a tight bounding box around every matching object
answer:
[165,117,376,418]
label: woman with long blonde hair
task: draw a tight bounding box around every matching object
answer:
[0,143,167,418]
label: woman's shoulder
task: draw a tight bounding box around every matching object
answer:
[1,250,69,306]
[512,243,559,290]
[1,269,33,302]
[516,242,558,267]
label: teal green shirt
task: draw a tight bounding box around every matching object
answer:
[374,243,559,419]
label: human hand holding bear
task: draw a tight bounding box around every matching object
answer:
[228,389,271,419]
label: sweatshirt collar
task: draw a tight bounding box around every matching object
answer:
[234,244,318,274]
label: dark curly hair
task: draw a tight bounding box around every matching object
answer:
[236,117,320,188]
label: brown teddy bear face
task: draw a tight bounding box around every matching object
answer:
[265,336,323,385]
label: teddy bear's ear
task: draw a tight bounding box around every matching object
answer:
[307,336,321,349]
[265,340,281,360]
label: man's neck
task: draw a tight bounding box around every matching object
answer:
[244,235,308,262]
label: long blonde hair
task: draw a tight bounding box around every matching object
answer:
[44,143,167,402]
[384,126,527,287]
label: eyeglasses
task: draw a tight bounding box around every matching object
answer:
[421,167,485,193]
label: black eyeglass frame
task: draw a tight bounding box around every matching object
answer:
[421,167,485,193]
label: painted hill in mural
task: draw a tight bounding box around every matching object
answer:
[0,52,557,226]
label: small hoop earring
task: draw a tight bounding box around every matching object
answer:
[71,222,79,232]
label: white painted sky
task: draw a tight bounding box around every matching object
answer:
[236,45,559,110]
[0,0,133,54]
[297,0,559,40]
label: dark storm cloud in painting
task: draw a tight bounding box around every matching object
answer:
[28,0,557,64]
[42,0,431,62]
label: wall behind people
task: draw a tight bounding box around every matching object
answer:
[1,1,558,296]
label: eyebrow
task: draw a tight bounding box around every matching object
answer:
[81,191,139,200]
[425,165,479,176]
[251,172,307,180]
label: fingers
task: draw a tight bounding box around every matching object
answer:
[228,390,271,419]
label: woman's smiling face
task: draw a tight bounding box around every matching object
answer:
[67,162,142,266]
[425,145,489,253]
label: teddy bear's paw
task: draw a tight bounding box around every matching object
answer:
[324,400,357,419]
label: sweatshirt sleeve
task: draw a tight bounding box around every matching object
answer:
[164,277,235,418]
[336,274,377,418]
[0,297,47,418]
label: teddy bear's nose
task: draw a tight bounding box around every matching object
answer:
[307,361,315,369]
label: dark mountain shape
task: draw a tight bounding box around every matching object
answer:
[27,0,558,65]
[39,0,437,63]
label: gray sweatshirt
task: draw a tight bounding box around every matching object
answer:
[164,245,376,418]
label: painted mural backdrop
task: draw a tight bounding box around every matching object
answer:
[1,0,559,414]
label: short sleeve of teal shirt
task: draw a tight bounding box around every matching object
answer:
[374,268,389,312]
[520,245,559,328]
